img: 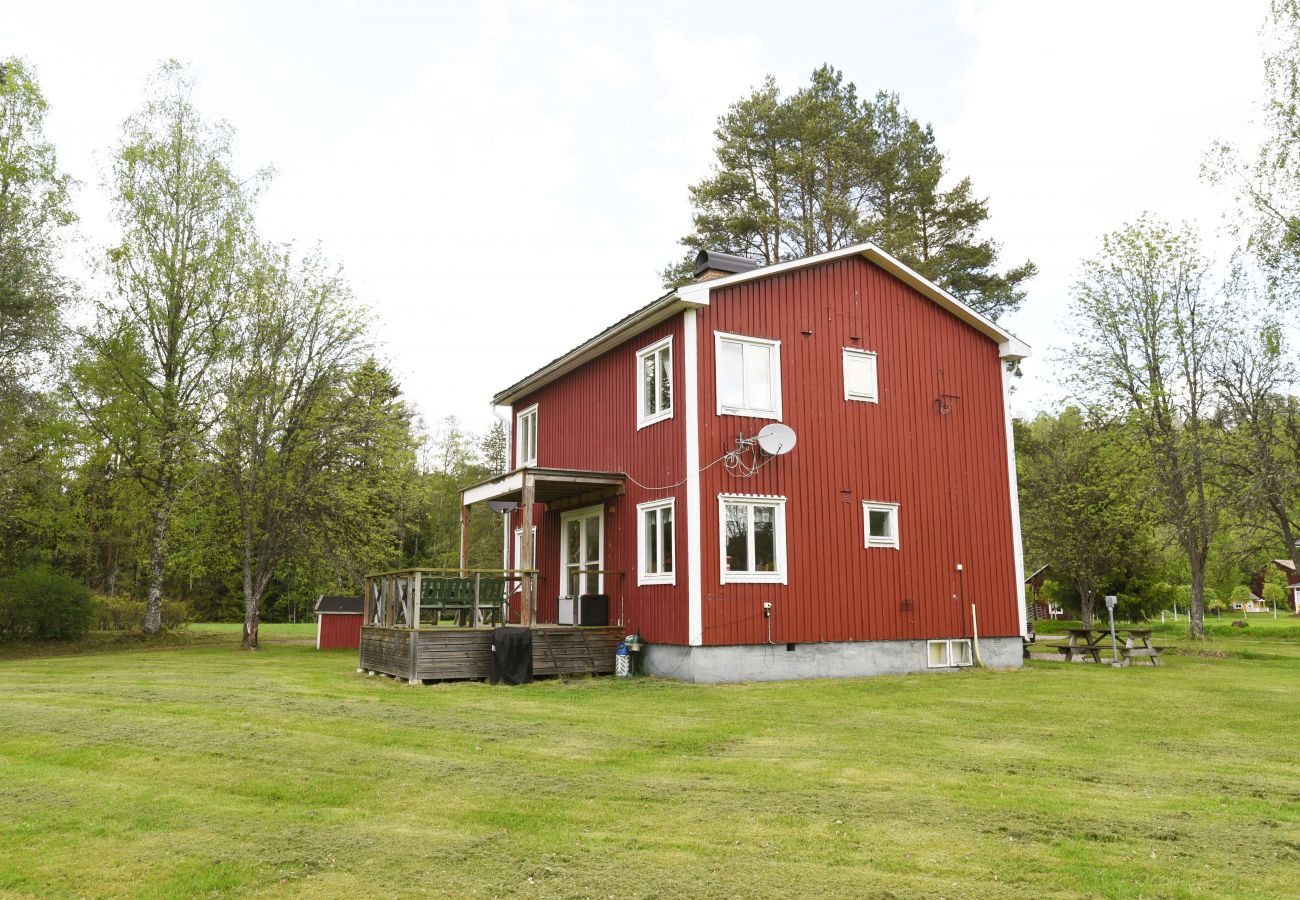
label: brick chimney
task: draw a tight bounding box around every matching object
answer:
[693,249,759,282]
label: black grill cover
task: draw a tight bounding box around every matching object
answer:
[579,594,609,626]
[489,626,533,685]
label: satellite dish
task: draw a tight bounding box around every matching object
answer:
[487,500,519,514]
[755,423,797,456]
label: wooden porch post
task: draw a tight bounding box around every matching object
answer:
[412,570,422,629]
[362,576,372,624]
[521,473,536,627]
[459,501,470,577]
[384,574,394,627]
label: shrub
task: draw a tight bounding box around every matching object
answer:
[0,568,92,641]
[90,594,192,631]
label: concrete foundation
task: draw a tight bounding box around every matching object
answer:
[641,636,1023,683]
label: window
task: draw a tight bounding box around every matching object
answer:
[719,494,787,584]
[715,331,782,419]
[637,337,673,428]
[637,498,675,585]
[928,639,973,668]
[863,501,899,550]
[512,526,536,594]
[843,348,878,402]
[515,404,537,467]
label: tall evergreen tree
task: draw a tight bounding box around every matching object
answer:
[666,66,1035,320]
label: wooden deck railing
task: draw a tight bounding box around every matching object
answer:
[363,568,538,629]
[362,567,626,629]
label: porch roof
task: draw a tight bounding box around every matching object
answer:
[460,467,625,509]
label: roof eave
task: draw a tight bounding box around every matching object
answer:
[492,293,700,406]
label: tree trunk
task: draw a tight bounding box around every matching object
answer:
[1077,580,1095,627]
[1188,548,1207,639]
[241,557,260,650]
[143,508,168,634]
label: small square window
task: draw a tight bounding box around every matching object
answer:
[843,348,878,403]
[927,640,949,668]
[862,501,899,549]
[950,639,973,667]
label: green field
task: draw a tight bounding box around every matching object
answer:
[1,633,1297,898]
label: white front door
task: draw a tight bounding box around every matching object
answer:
[560,505,604,621]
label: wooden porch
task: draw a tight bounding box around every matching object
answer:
[359,565,627,682]
[358,624,624,683]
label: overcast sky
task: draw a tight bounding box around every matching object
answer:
[6,0,1270,433]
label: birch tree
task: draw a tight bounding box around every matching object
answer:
[213,248,368,649]
[75,62,259,634]
[1213,320,1300,577]
[1070,217,1227,638]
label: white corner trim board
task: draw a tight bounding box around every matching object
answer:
[1002,364,1028,638]
[684,309,704,646]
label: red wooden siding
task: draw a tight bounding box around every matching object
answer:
[318,612,363,649]
[508,317,689,644]
[695,255,1019,645]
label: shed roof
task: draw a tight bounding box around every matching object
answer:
[316,595,363,614]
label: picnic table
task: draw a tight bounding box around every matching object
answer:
[1046,627,1166,666]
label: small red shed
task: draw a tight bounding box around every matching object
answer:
[315,595,364,649]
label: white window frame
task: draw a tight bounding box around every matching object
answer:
[512,526,536,594]
[559,504,604,598]
[714,331,782,420]
[842,347,879,403]
[637,498,676,586]
[718,494,788,584]
[927,639,974,668]
[636,336,674,429]
[515,404,538,468]
[862,501,900,550]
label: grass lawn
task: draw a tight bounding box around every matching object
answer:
[1,634,1297,897]
[189,622,319,640]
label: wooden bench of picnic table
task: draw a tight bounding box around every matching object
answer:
[1045,642,1107,662]
[1117,644,1167,666]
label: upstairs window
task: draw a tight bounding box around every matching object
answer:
[720,494,787,584]
[637,336,673,428]
[637,498,675,585]
[863,501,899,549]
[516,404,538,468]
[843,348,878,403]
[715,331,782,419]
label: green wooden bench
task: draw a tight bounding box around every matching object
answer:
[421,577,508,627]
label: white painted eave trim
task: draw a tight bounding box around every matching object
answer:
[493,295,704,406]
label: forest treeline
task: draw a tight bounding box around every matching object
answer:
[3,5,1299,646]
[0,60,507,648]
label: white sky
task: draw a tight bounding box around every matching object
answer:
[6,0,1270,433]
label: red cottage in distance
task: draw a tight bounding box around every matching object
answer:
[460,242,1030,681]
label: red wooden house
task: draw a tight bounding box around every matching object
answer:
[460,242,1030,681]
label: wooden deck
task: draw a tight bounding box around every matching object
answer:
[359,625,624,682]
